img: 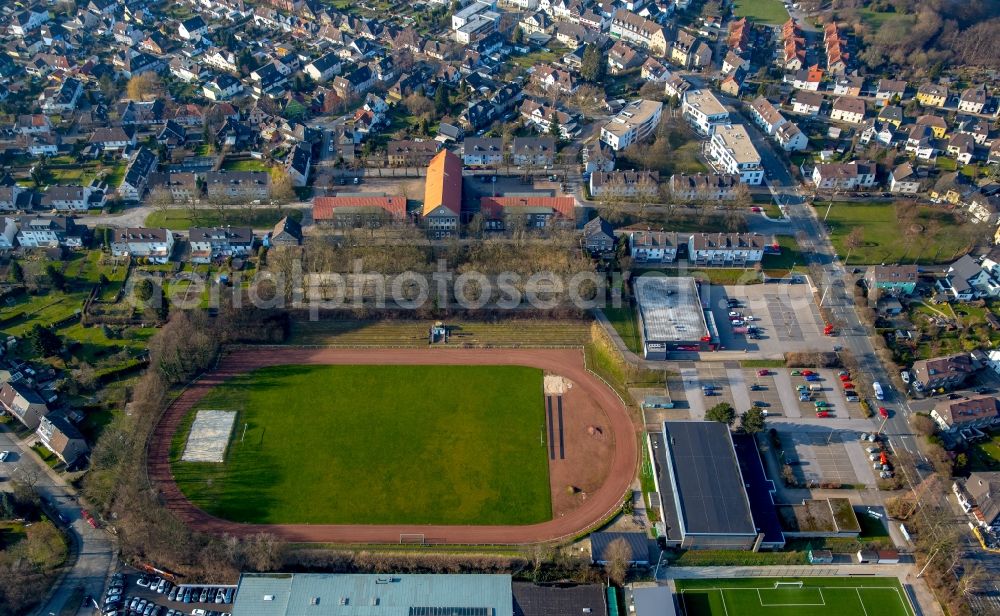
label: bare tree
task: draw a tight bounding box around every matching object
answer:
[844,226,864,265]
[603,537,632,585]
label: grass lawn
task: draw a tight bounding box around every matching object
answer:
[603,306,642,355]
[731,0,788,24]
[762,235,802,275]
[221,159,270,173]
[969,431,1000,472]
[675,577,914,616]
[144,207,301,230]
[171,364,552,525]
[817,201,972,265]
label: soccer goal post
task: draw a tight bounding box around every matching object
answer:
[773,581,804,589]
[399,534,426,545]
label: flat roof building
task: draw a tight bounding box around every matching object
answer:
[707,124,764,185]
[600,99,663,151]
[649,421,759,550]
[634,276,716,359]
[232,574,513,616]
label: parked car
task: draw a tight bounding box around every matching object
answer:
[756,369,769,376]
[878,406,889,419]
[791,370,802,376]
[750,384,764,391]
[802,370,814,376]
[816,411,830,418]
[901,371,911,384]
[136,577,151,589]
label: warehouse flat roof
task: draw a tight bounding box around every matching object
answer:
[635,276,709,343]
[660,421,756,537]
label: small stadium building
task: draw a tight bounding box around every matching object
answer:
[649,421,780,550]
[634,276,718,360]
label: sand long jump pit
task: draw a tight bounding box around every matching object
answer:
[181,410,237,463]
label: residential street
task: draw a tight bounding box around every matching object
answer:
[0,426,117,616]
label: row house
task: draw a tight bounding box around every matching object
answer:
[811,161,877,190]
[40,77,82,113]
[748,97,786,136]
[463,138,504,167]
[780,18,805,71]
[204,170,270,201]
[189,227,254,263]
[387,139,441,167]
[787,65,824,91]
[0,186,29,212]
[669,173,740,201]
[589,170,659,199]
[511,137,556,167]
[630,230,682,263]
[823,22,849,74]
[0,381,48,431]
[727,17,749,54]
[16,114,52,135]
[110,227,174,263]
[89,126,136,154]
[670,31,710,69]
[707,124,764,185]
[151,172,199,202]
[931,395,999,433]
[609,9,667,56]
[689,232,767,267]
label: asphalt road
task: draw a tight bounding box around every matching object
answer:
[0,427,117,616]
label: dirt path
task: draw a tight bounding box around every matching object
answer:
[147,348,638,544]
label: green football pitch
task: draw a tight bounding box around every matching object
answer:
[675,578,915,616]
[170,364,552,525]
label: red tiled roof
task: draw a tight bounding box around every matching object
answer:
[479,196,575,218]
[313,196,407,219]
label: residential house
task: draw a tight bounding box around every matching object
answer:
[36,414,89,466]
[916,115,948,139]
[589,170,659,199]
[948,133,977,166]
[866,265,918,296]
[670,31,697,68]
[937,254,1000,301]
[268,216,302,246]
[748,97,787,136]
[313,196,407,228]
[421,150,463,237]
[204,171,270,201]
[179,15,208,40]
[775,122,807,152]
[118,148,158,202]
[583,217,615,256]
[581,143,615,176]
[16,114,52,135]
[533,65,576,94]
[788,65,823,91]
[640,57,668,81]
[630,230,682,263]
[609,41,644,75]
[905,125,937,160]
[0,186,27,212]
[832,76,864,97]
[964,472,1000,530]
[89,126,136,154]
[791,91,823,116]
[519,100,578,140]
[664,74,691,100]
[830,97,865,124]
[189,227,254,263]
[40,185,106,211]
[916,83,949,108]
[889,163,923,194]
[387,140,441,167]
[111,227,174,263]
[689,233,766,267]
[512,137,557,167]
[285,145,311,188]
[304,52,342,82]
[203,74,243,101]
[931,396,999,433]
[722,51,748,76]
[16,216,85,248]
[463,138,505,167]
[912,353,976,392]
[968,193,1000,226]
[600,99,662,151]
[670,173,740,201]
[0,381,48,430]
[929,173,972,205]
[811,161,877,191]
[682,90,728,135]
[875,79,906,105]
[959,86,987,115]
[707,124,764,185]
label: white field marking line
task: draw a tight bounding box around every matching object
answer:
[718,589,730,616]
[856,589,870,616]
[755,588,826,607]
[676,589,729,616]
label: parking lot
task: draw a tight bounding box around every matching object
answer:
[703,283,836,356]
[778,426,878,487]
[100,571,236,616]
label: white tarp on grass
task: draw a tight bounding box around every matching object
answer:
[181,410,237,463]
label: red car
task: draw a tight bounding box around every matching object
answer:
[751,206,762,212]
[816,411,830,418]
[839,374,850,381]
[843,382,855,389]
[878,406,889,419]
[757,369,769,376]
[802,370,814,376]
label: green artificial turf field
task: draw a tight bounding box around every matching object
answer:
[675,578,914,616]
[170,364,552,525]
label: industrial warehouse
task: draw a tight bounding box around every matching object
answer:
[634,276,718,360]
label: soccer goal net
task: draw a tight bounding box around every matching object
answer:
[399,534,426,545]
[773,581,804,589]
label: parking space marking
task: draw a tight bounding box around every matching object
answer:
[727,368,752,414]
[681,367,706,420]
[772,370,802,418]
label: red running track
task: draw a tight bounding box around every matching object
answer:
[147,347,638,544]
